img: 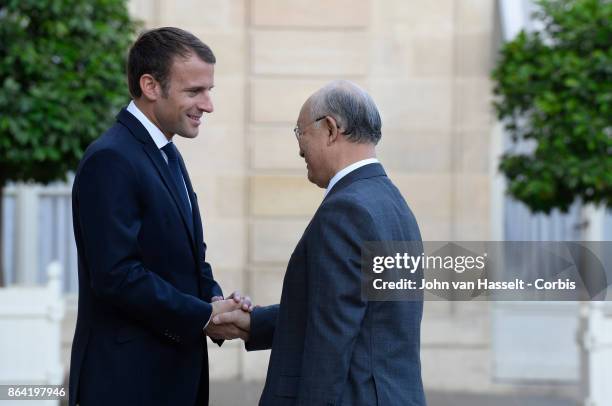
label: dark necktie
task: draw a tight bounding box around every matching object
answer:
[161,142,193,234]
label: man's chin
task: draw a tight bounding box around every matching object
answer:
[306,172,314,183]
[176,130,199,139]
[307,173,325,189]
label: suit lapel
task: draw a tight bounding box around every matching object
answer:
[116,108,197,251]
[142,143,196,243]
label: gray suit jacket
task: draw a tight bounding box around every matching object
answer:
[247,163,426,406]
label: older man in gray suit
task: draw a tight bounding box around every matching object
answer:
[213,80,426,406]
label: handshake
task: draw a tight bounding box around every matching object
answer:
[204,291,253,341]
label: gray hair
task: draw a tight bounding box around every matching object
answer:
[309,80,382,144]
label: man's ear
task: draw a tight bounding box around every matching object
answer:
[139,74,161,101]
[325,115,340,145]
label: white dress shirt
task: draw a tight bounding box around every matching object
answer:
[126,101,191,209]
[324,158,379,198]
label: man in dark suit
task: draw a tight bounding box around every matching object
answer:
[69,28,250,406]
[213,81,426,405]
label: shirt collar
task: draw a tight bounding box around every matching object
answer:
[126,100,171,149]
[324,158,379,197]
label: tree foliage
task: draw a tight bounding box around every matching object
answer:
[492,0,611,213]
[0,0,138,186]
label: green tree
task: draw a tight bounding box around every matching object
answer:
[492,0,611,214]
[0,0,138,285]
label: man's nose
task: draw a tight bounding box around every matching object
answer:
[198,93,213,113]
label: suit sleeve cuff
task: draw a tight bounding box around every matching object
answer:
[245,305,278,351]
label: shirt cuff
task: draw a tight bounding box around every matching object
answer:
[203,311,213,330]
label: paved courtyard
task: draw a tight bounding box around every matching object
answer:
[209,381,579,406]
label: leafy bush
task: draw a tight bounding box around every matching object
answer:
[492,0,611,213]
[0,0,138,186]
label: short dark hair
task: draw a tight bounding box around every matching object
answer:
[127,27,216,98]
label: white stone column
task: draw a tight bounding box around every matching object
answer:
[580,301,612,406]
[14,184,40,285]
[579,205,609,406]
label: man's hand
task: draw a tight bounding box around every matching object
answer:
[210,298,242,317]
[205,298,249,341]
[212,290,254,312]
[211,309,251,338]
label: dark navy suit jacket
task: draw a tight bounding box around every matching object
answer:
[246,163,426,406]
[69,108,222,406]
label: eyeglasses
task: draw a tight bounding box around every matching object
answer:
[293,116,326,140]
